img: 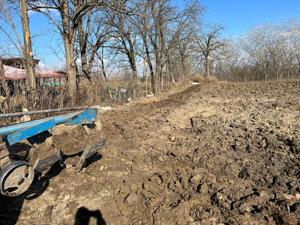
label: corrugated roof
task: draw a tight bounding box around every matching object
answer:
[3,65,66,80]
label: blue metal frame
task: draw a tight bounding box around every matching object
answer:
[66,108,96,125]
[7,119,56,145]
[0,108,98,146]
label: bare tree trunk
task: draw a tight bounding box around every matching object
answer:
[154,53,162,93]
[205,56,210,77]
[19,0,36,90]
[99,54,112,100]
[142,32,156,94]
[179,49,187,78]
[78,15,91,80]
[128,38,137,80]
[61,0,76,103]
[144,42,155,94]
[148,63,155,94]
[149,67,155,94]
[99,55,107,81]
[166,55,175,83]
[78,20,88,77]
[119,32,137,98]
[182,58,186,77]
[64,38,77,102]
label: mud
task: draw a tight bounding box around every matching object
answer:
[1,80,300,225]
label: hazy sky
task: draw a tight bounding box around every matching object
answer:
[1,0,300,68]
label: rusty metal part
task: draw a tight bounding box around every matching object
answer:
[0,161,34,197]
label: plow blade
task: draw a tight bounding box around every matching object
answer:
[34,149,63,173]
[76,139,106,171]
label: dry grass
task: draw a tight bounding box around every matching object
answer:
[207,75,219,82]
[191,74,205,83]
[191,74,219,83]
[0,75,206,119]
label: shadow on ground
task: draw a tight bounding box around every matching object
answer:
[0,163,63,225]
[74,207,106,225]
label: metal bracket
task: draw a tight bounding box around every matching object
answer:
[76,139,106,171]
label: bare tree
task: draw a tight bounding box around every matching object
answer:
[77,12,92,80]
[29,0,131,102]
[107,3,138,81]
[165,1,202,80]
[76,10,111,80]
[149,0,169,91]
[20,0,36,90]
[29,0,100,102]
[194,24,226,77]
[94,0,141,98]
[131,0,156,93]
[0,0,36,99]
[0,1,25,57]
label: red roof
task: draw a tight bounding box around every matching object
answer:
[3,65,66,80]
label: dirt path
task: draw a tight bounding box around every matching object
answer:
[1,81,300,225]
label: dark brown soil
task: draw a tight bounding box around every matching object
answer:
[1,80,300,225]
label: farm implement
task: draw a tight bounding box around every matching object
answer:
[0,107,105,197]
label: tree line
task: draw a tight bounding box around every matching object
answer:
[0,0,300,106]
[216,21,300,81]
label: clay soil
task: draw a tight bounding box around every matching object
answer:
[1,80,300,225]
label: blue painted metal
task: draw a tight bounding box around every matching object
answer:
[66,108,97,125]
[0,108,98,146]
[7,119,56,145]
[0,111,82,136]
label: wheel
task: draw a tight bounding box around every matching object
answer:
[0,161,34,197]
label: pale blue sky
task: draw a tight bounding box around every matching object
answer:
[197,0,300,37]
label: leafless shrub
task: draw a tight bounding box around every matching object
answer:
[191,74,205,83]
[216,21,300,81]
